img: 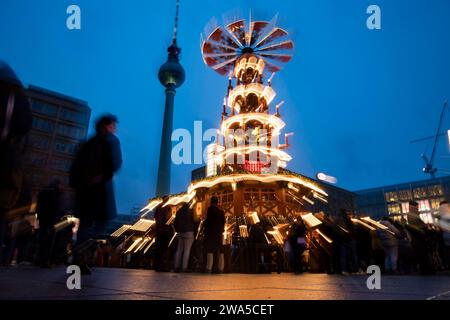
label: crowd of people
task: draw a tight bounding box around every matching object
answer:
[152,196,226,273]
[147,198,450,275]
[311,204,450,275]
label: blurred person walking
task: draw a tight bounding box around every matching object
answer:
[406,201,434,274]
[288,219,307,274]
[392,217,414,274]
[203,196,225,273]
[377,217,400,274]
[70,114,122,274]
[438,201,450,269]
[153,196,173,272]
[0,61,32,263]
[315,212,338,274]
[35,180,63,268]
[334,209,359,274]
[4,183,33,265]
[247,217,267,273]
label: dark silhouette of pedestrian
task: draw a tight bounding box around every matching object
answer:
[393,217,414,274]
[333,209,358,274]
[405,201,434,274]
[378,216,400,273]
[315,212,340,274]
[70,114,122,274]
[36,180,63,267]
[247,217,267,273]
[288,219,307,274]
[203,196,225,273]
[438,201,450,269]
[173,202,196,272]
[153,196,173,272]
[353,216,372,272]
[0,61,32,263]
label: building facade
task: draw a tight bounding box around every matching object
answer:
[24,85,91,209]
[355,176,450,223]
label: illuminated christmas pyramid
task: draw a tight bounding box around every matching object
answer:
[141,17,328,219]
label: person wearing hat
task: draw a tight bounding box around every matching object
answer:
[0,60,32,262]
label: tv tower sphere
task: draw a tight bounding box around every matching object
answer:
[158,44,185,88]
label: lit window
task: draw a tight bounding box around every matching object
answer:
[401,202,409,213]
[388,204,401,214]
[431,198,444,210]
[413,187,428,199]
[418,199,430,212]
[385,191,398,202]
[428,185,443,196]
[419,213,433,224]
[398,190,412,201]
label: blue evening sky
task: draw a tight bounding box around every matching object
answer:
[1,0,449,213]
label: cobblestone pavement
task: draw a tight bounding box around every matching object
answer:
[0,266,449,300]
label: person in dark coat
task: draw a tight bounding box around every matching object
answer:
[353,218,372,272]
[315,212,340,274]
[0,61,32,259]
[392,218,414,274]
[70,114,122,274]
[1,182,33,265]
[173,202,196,272]
[378,217,401,273]
[153,196,173,272]
[36,180,63,267]
[288,220,307,274]
[247,217,267,273]
[333,209,359,274]
[405,201,434,274]
[203,196,225,273]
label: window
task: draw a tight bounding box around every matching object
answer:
[60,108,88,124]
[32,118,55,134]
[57,124,84,139]
[420,213,433,224]
[418,199,431,212]
[244,188,260,201]
[398,190,412,201]
[29,135,50,150]
[401,202,409,214]
[431,198,444,210]
[55,141,66,152]
[31,101,58,117]
[220,191,233,204]
[25,153,47,167]
[67,143,77,154]
[413,187,428,199]
[385,191,398,202]
[54,140,78,155]
[211,190,233,205]
[49,158,72,172]
[428,185,443,197]
[388,203,401,214]
[261,188,276,201]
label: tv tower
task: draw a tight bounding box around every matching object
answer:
[156,0,185,196]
